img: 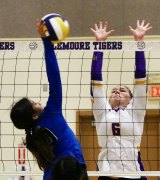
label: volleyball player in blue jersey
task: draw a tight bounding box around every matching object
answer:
[10,20,88,180]
[90,20,152,180]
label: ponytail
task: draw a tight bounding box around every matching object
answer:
[24,127,54,170]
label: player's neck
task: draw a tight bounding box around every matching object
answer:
[112,104,127,110]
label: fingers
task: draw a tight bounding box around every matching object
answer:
[92,21,109,31]
[90,28,97,37]
[94,23,99,31]
[144,22,150,28]
[135,20,152,32]
[145,22,152,31]
[144,22,152,31]
[90,28,96,33]
[129,26,136,37]
[129,26,134,32]
[138,20,152,28]
[146,26,152,31]
[36,19,46,37]
[107,29,115,35]
[137,19,145,27]
[36,19,43,29]
[103,21,108,30]
[36,19,41,29]
[141,20,145,26]
[99,21,103,29]
[140,20,152,32]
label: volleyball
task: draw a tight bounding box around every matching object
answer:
[41,13,70,44]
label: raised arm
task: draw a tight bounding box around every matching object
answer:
[90,22,114,112]
[129,20,152,110]
[129,20,152,85]
[36,20,62,113]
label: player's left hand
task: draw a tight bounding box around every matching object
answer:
[129,20,152,41]
[90,21,115,41]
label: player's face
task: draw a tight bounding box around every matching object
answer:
[109,86,131,108]
[30,100,44,120]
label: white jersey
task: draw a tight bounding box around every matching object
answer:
[91,78,146,178]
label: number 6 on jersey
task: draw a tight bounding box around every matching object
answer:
[112,123,121,136]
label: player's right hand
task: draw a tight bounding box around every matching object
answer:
[36,19,46,38]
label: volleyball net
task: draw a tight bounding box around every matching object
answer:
[0,39,160,179]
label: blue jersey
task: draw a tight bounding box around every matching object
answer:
[34,38,85,180]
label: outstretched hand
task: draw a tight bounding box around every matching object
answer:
[90,21,115,41]
[36,19,46,38]
[129,20,152,41]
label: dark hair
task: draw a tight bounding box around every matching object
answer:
[24,127,54,170]
[52,156,83,180]
[10,97,54,170]
[123,85,133,99]
[10,98,35,129]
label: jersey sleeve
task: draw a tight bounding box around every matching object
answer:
[42,37,62,113]
[90,51,108,122]
[132,51,147,118]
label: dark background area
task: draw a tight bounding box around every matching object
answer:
[0,0,159,38]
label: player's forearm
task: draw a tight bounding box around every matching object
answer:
[91,51,103,97]
[133,51,147,110]
[91,51,103,81]
[42,37,54,51]
[42,37,61,83]
[43,37,62,109]
[135,51,146,80]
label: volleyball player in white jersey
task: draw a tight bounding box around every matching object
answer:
[90,20,152,180]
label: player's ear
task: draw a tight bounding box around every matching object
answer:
[32,114,38,120]
[130,92,133,99]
